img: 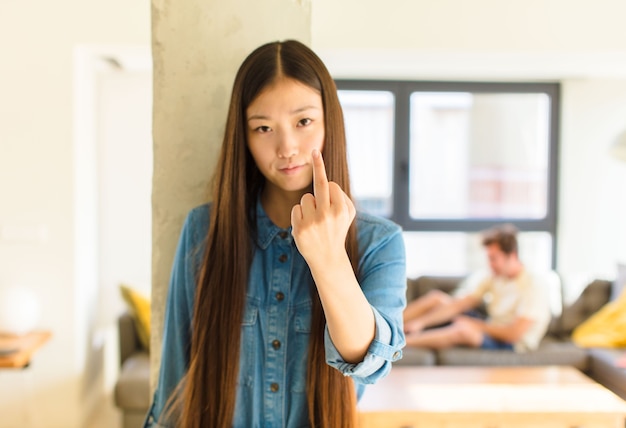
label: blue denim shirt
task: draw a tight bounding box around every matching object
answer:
[144,201,406,428]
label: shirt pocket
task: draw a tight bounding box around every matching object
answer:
[239,299,259,388]
[291,301,311,393]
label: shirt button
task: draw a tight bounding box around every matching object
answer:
[278,254,288,263]
[275,292,285,301]
[270,383,279,392]
[272,339,281,350]
[278,231,288,239]
[392,351,401,360]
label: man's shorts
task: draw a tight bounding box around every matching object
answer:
[464,310,514,350]
[480,334,514,350]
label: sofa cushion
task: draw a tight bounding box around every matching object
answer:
[587,347,626,400]
[120,284,151,351]
[437,339,590,370]
[114,352,151,410]
[406,276,463,303]
[572,283,626,348]
[119,311,142,365]
[394,347,436,366]
[559,280,611,337]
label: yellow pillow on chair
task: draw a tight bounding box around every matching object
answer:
[120,284,151,351]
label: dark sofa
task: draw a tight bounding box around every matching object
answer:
[397,275,626,400]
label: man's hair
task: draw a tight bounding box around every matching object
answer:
[481,223,519,256]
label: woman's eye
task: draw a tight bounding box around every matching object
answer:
[298,118,312,127]
[256,126,271,133]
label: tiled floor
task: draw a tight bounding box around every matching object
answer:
[86,393,122,428]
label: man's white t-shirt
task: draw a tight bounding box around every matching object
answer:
[457,269,552,352]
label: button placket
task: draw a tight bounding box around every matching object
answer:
[263,233,291,425]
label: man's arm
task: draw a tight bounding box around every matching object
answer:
[417,294,481,330]
[460,315,534,344]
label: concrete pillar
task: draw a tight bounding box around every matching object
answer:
[151,0,311,390]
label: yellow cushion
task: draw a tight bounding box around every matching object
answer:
[120,284,151,351]
[572,285,626,348]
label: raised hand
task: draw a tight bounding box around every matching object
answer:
[290,149,356,266]
[291,150,375,363]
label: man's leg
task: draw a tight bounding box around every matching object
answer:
[405,319,484,349]
[403,289,452,333]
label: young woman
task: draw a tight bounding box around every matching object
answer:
[144,39,406,428]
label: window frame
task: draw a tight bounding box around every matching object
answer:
[335,80,561,267]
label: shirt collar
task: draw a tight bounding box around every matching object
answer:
[255,198,293,249]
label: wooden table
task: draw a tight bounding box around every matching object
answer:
[0,331,51,369]
[358,366,626,428]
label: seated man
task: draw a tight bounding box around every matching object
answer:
[404,224,551,352]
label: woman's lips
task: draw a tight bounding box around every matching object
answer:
[279,164,304,175]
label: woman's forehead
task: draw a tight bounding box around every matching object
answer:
[246,78,323,118]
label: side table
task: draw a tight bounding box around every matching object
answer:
[0,331,52,427]
[0,331,52,369]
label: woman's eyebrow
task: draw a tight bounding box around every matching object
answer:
[247,105,320,122]
[247,114,269,122]
[290,105,320,114]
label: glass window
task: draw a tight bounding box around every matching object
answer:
[409,92,550,219]
[338,90,395,218]
[335,80,560,274]
[403,231,553,278]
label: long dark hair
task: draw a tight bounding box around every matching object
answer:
[166,40,359,427]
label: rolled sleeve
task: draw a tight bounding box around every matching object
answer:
[325,306,403,383]
[321,214,406,384]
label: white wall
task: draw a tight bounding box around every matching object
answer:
[314,0,626,53]
[95,65,153,395]
[559,79,626,279]
[0,1,149,426]
[97,67,153,328]
[312,0,626,283]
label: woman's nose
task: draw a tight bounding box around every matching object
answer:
[277,131,298,158]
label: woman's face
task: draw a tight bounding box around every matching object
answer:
[246,77,325,200]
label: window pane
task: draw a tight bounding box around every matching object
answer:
[338,90,394,217]
[403,231,552,279]
[409,92,550,219]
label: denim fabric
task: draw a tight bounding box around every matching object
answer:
[144,201,406,428]
[480,335,514,350]
[465,311,514,350]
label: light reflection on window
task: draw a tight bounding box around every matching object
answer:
[409,92,550,219]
